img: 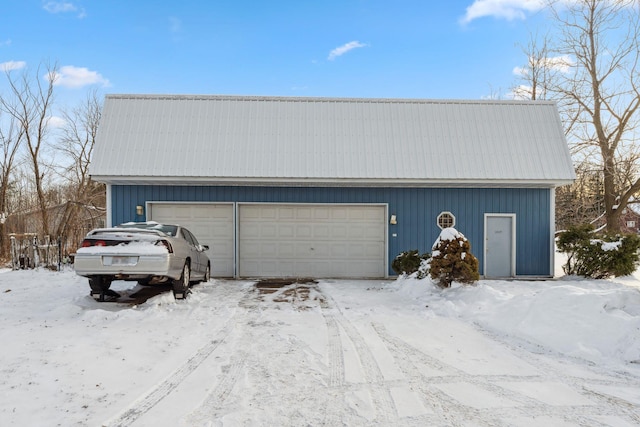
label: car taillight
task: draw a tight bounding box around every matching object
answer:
[156,239,173,253]
[81,239,109,247]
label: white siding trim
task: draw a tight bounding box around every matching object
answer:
[106,184,112,227]
[550,189,556,277]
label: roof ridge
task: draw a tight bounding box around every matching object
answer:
[104,93,555,106]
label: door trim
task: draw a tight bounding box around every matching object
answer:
[483,213,516,278]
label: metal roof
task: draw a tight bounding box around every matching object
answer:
[90,94,575,187]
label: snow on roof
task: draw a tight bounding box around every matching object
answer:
[90,94,576,187]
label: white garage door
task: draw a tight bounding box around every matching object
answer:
[148,203,234,277]
[238,204,386,278]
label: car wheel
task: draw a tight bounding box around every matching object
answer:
[196,263,210,284]
[203,263,211,283]
[173,262,190,299]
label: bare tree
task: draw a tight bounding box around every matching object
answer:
[513,33,554,101]
[0,63,57,237]
[55,90,105,238]
[556,160,605,230]
[516,0,640,232]
[0,110,24,256]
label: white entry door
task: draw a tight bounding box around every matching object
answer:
[148,202,234,277]
[484,214,515,278]
[238,204,386,278]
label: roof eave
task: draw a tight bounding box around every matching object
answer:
[91,175,575,188]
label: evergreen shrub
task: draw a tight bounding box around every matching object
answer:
[557,225,640,278]
[392,250,430,278]
[429,227,479,288]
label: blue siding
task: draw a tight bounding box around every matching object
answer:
[112,185,552,277]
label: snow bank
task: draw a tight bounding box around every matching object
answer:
[393,276,640,366]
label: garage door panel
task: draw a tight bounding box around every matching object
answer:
[329,244,348,257]
[239,204,386,278]
[240,243,260,257]
[314,224,330,238]
[346,225,366,238]
[314,208,330,220]
[151,205,175,220]
[241,262,259,276]
[240,207,260,219]
[310,243,331,257]
[364,227,384,239]
[260,224,277,238]
[278,224,295,238]
[295,225,313,238]
[262,207,277,219]
[278,208,295,220]
[277,244,295,257]
[167,206,196,220]
[212,224,233,238]
[332,208,348,220]
[293,243,315,257]
[296,208,313,220]
[187,224,217,241]
[330,225,348,238]
[211,241,233,259]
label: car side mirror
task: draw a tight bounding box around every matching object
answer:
[200,244,210,252]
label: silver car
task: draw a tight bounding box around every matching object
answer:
[74,221,211,300]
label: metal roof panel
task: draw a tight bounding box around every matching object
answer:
[90,95,576,185]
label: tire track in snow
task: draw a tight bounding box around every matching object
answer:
[372,321,501,426]
[373,321,639,426]
[325,314,345,387]
[104,312,239,427]
[185,351,248,425]
[473,323,640,425]
[320,295,397,424]
[321,312,345,426]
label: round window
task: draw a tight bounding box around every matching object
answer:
[437,211,455,230]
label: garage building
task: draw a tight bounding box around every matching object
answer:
[90,95,575,278]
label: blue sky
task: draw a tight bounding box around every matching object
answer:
[1,0,551,107]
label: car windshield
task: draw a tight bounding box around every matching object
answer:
[117,222,178,237]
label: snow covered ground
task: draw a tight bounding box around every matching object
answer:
[1,263,639,426]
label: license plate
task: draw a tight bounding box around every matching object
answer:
[103,256,138,266]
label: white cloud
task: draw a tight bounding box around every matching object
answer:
[509,55,574,99]
[540,54,574,73]
[46,115,67,129]
[460,0,545,24]
[0,60,26,72]
[43,1,77,13]
[328,41,367,61]
[509,84,534,100]
[512,65,528,77]
[43,1,86,18]
[47,65,110,88]
[0,39,11,47]
[513,54,575,76]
